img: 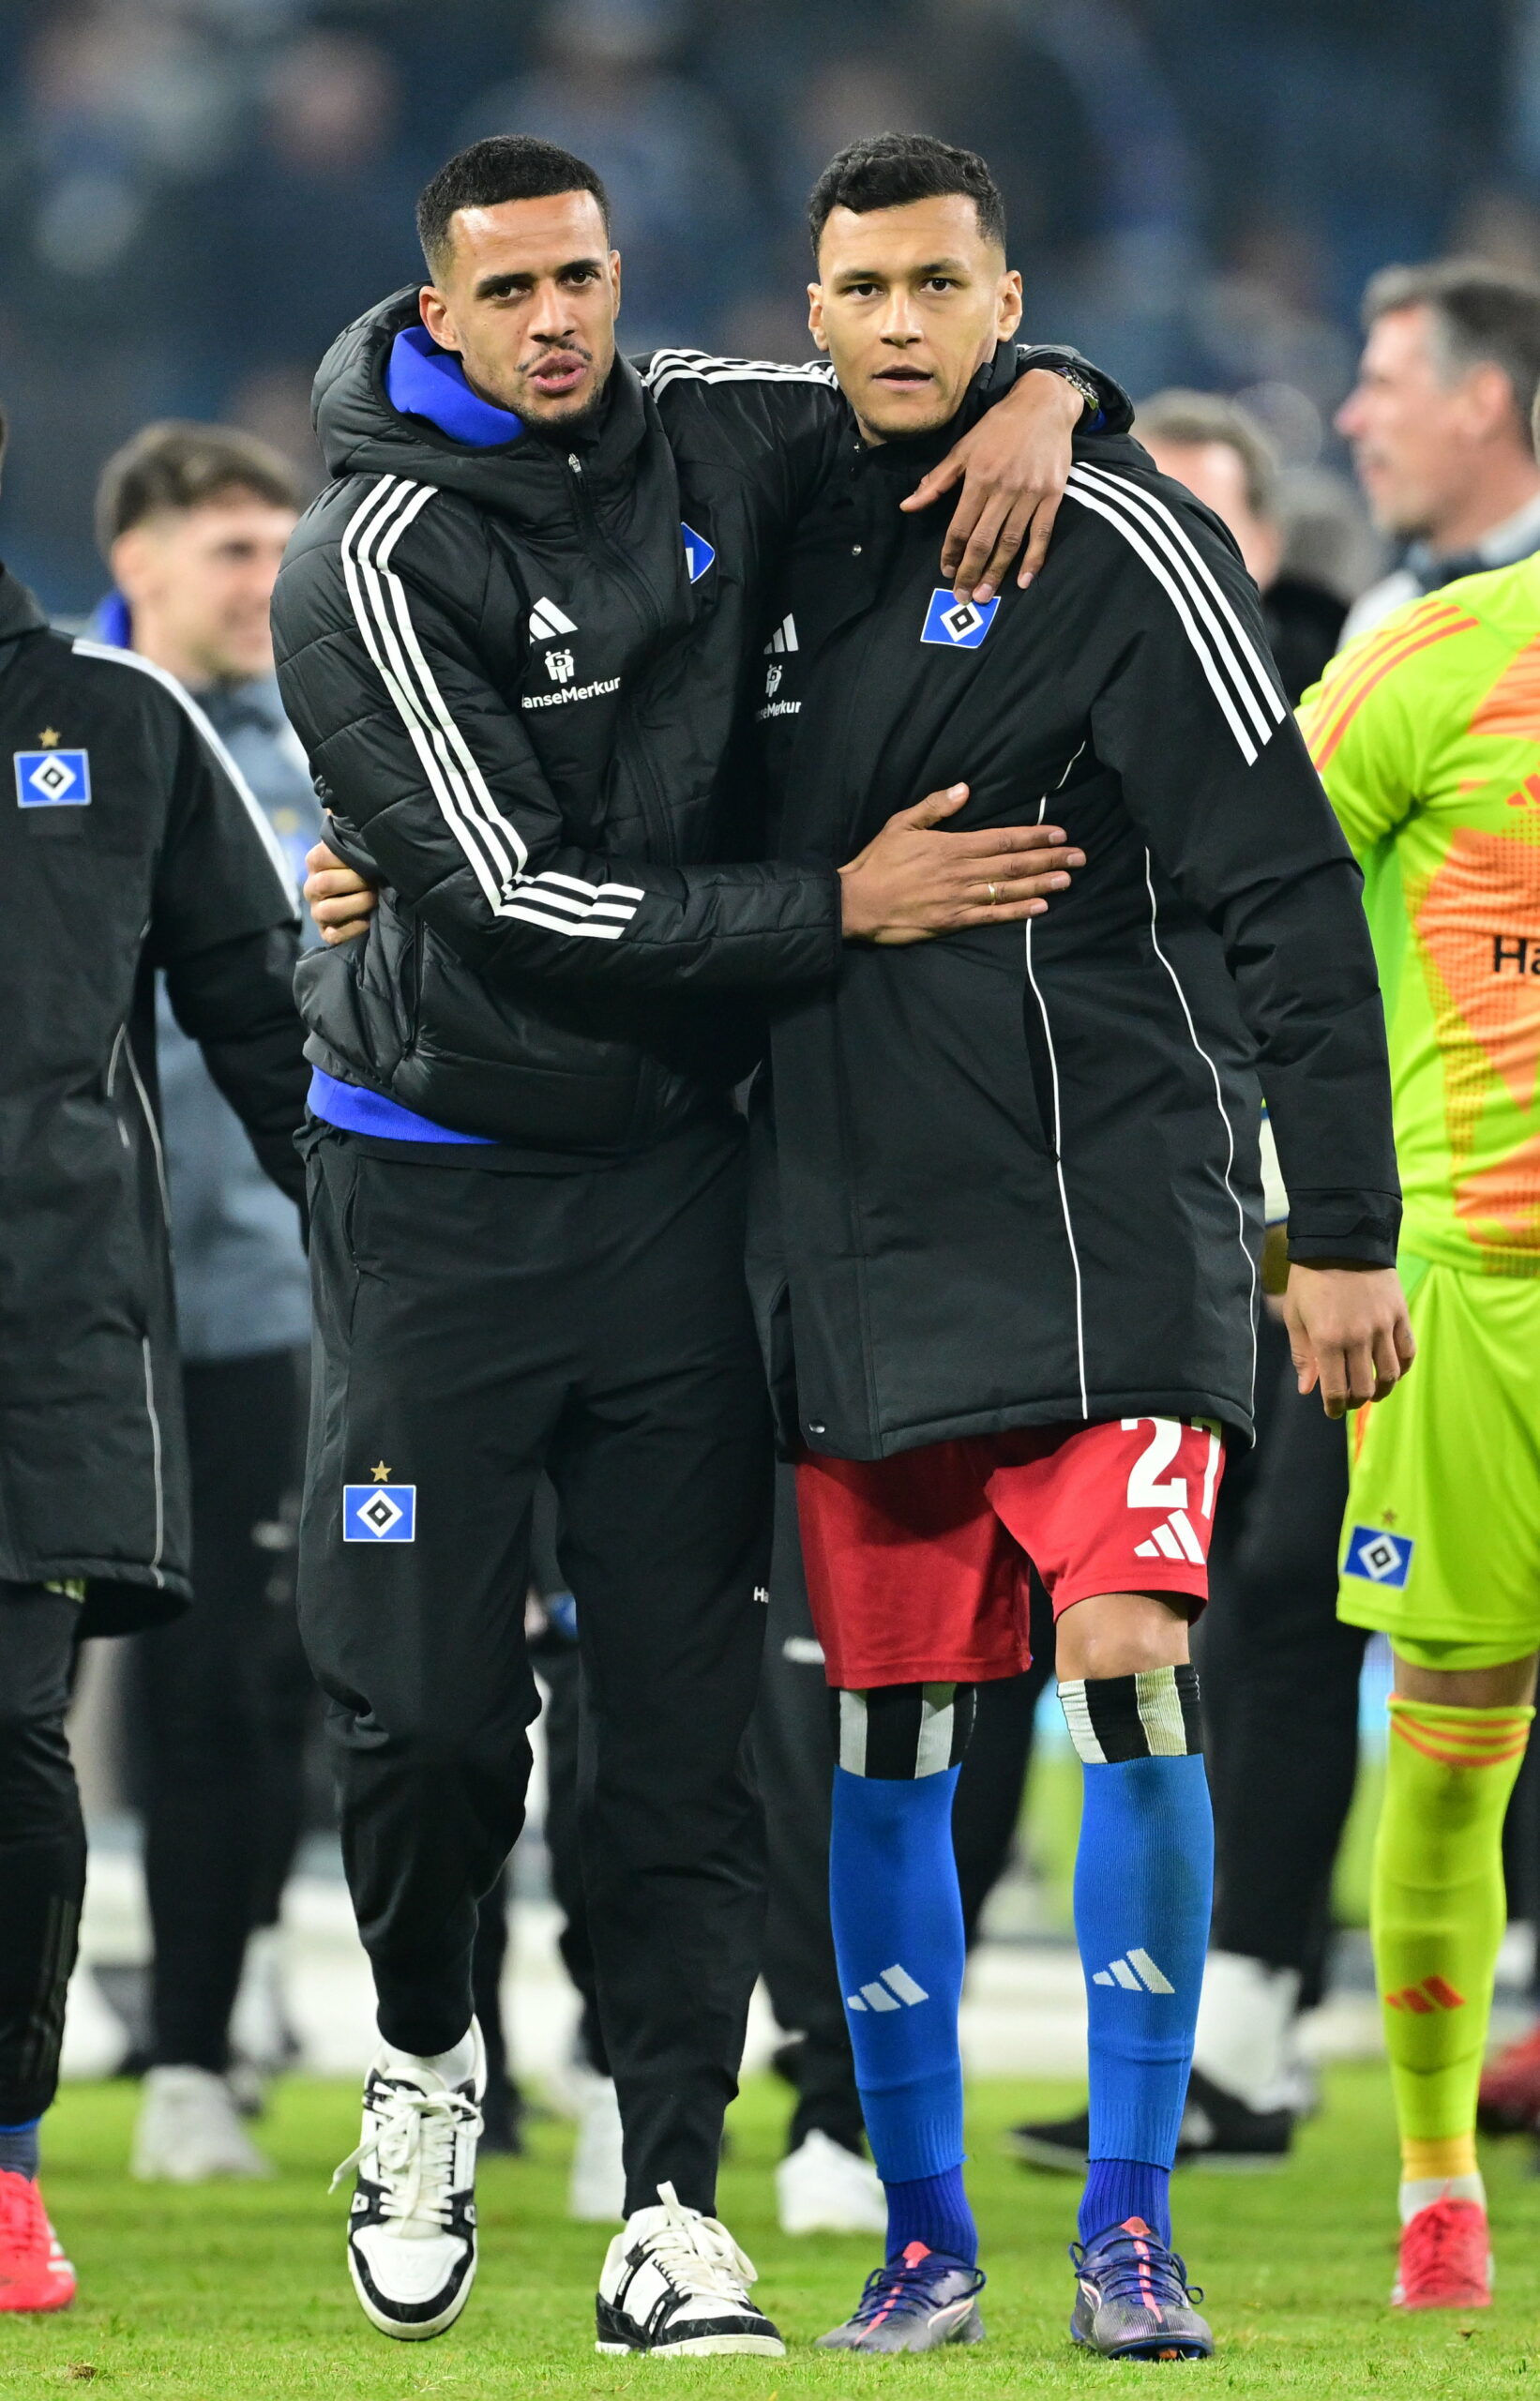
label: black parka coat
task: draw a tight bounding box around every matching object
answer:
[0,571,307,1630]
[751,354,1401,1460]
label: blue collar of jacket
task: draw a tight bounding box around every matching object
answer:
[385,325,525,448]
[90,589,133,649]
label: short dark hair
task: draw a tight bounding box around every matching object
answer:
[1134,389,1281,521]
[416,135,611,278]
[1363,259,1540,441]
[96,421,306,554]
[808,132,1005,258]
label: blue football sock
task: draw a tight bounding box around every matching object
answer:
[0,2118,41,2180]
[1080,2156,1170,2246]
[884,2165,975,2264]
[1061,1670,1212,2251]
[829,1759,977,2265]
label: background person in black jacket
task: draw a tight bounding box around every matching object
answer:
[271,132,1119,2357]
[84,423,322,2188]
[0,400,309,2317]
[747,133,1413,2363]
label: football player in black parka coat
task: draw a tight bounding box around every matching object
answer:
[742,134,1412,2363]
[0,525,306,2288]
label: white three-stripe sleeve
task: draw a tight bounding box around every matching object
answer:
[637,348,837,399]
[1064,464,1285,762]
[1071,463,1285,742]
[337,476,641,943]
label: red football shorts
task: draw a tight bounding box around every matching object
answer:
[795,1417,1227,1689]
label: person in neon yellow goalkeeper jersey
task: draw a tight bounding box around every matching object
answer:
[1299,554,1540,2313]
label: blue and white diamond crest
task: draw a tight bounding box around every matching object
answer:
[15,748,92,808]
[343,1483,417,1543]
[1343,1524,1413,1588]
[920,589,999,649]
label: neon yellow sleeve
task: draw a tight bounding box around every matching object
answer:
[1295,601,1442,860]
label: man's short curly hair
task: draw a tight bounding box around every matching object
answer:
[808,132,1005,258]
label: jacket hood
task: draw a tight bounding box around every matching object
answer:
[310,286,652,521]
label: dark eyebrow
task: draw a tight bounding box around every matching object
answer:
[835,255,973,285]
[473,257,607,301]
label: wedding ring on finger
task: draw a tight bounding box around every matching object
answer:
[987,881,999,904]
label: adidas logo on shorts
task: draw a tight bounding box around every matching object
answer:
[1133,1509,1206,1563]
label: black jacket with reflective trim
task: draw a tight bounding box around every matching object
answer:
[0,568,307,1628]
[749,351,1401,1460]
[273,289,1129,1153]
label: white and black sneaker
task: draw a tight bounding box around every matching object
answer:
[331,2022,485,2341]
[596,2182,785,2357]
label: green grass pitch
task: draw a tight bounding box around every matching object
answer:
[6,2067,1540,2395]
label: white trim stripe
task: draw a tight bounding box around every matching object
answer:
[339,476,641,942]
[119,1027,170,1228]
[1024,746,1090,1419]
[1141,851,1258,1412]
[370,477,527,885]
[1063,466,1283,763]
[1200,1427,1222,1520]
[641,348,836,399]
[1071,462,1285,745]
[71,639,297,904]
[141,1335,165,1588]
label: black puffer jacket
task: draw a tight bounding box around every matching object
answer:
[272,291,1128,1151]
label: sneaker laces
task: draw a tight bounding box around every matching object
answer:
[847,2251,984,2328]
[1070,2224,1201,2311]
[636,2182,758,2304]
[330,2077,481,2229]
[1404,2198,1486,2288]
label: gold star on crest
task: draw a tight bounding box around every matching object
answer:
[371,1461,391,1482]
[38,728,61,747]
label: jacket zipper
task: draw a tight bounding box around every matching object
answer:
[566,451,679,863]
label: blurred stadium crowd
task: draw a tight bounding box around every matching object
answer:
[0,0,1533,610]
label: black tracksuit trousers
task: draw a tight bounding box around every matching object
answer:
[299,1115,772,2217]
[129,1349,305,2072]
[0,1585,86,2124]
[1200,1316,1364,1988]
